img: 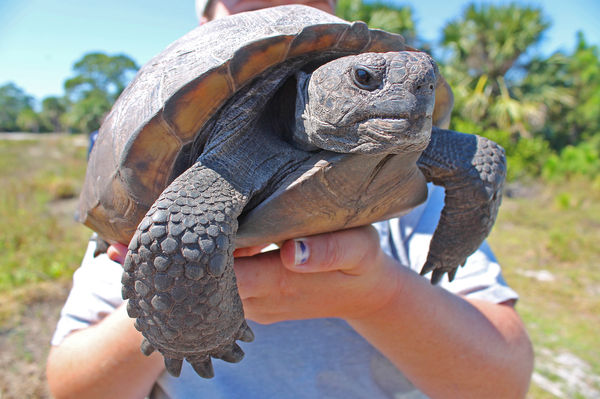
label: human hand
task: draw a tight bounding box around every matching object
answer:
[106,242,270,263]
[106,226,401,324]
[107,242,128,264]
[234,226,400,324]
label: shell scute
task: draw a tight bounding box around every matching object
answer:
[363,29,406,52]
[84,174,139,243]
[335,21,372,52]
[120,114,181,204]
[286,23,347,58]
[164,65,234,142]
[229,35,294,88]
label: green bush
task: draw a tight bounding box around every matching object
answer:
[505,135,553,181]
[542,140,600,180]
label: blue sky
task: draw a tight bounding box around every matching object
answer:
[1,0,598,102]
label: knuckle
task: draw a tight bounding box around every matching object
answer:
[322,232,342,270]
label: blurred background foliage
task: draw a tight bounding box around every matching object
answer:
[0,52,138,136]
[1,0,598,183]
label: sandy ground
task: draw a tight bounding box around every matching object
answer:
[0,281,70,399]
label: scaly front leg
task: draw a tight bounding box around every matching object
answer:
[122,162,254,378]
[417,127,506,284]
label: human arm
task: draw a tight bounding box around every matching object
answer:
[234,226,534,398]
[73,223,533,398]
[46,303,165,399]
[46,242,165,399]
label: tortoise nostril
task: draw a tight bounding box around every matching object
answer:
[429,84,434,90]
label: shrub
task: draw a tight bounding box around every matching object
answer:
[542,140,600,180]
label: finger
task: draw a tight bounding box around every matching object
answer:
[233,244,270,258]
[279,225,381,275]
[234,250,283,300]
[107,243,128,264]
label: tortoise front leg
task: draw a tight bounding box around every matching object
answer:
[417,127,506,284]
[122,162,254,378]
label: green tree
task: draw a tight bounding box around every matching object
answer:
[64,90,112,134]
[40,96,68,132]
[515,32,599,150]
[64,52,138,132]
[0,82,35,132]
[16,108,44,133]
[336,0,418,46]
[442,3,549,83]
[441,3,550,136]
[554,33,600,148]
[64,52,138,103]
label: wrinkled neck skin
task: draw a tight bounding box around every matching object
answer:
[292,72,319,152]
[293,51,437,156]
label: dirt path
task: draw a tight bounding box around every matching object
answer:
[0,281,71,399]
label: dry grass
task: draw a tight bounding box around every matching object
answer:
[0,135,90,295]
[0,134,90,398]
[489,179,600,397]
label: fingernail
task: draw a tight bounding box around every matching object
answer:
[294,239,309,265]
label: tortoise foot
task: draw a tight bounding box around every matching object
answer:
[236,320,255,342]
[420,261,462,284]
[164,357,184,377]
[135,322,253,378]
[140,338,156,356]
[189,356,214,378]
[418,130,506,285]
[122,163,252,378]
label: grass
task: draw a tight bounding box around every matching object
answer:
[0,135,90,306]
[0,135,598,397]
[489,178,600,396]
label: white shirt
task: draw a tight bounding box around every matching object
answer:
[52,184,517,398]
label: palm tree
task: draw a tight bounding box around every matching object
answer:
[441,3,550,136]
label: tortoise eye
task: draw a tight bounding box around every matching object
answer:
[352,66,379,90]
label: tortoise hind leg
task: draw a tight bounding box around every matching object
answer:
[417,127,506,284]
[122,162,253,377]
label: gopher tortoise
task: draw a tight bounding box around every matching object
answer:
[78,5,505,378]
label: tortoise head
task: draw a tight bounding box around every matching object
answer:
[293,51,438,155]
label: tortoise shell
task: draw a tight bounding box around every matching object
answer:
[78,5,453,244]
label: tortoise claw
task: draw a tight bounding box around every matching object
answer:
[447,267,458,282]
[216,343,245,363]
[237,320,255,342]
[431,269,446,285]
[190,357,214,379]
[419,261,435,277]
[140,338,155,356]
[164,357,183,377]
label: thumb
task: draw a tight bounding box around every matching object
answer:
[279,225,381,275]
[107,243,128,264]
